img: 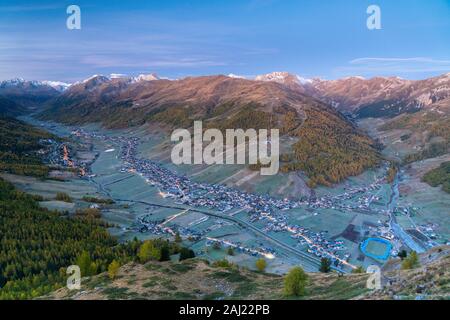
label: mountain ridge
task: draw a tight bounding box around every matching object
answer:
[38,74,382,187]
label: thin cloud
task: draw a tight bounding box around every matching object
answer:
[80,55,227,68]
[335,57,450,76]
[350,57,450,65]
[0,4,62,12]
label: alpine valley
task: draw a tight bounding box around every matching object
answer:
[0,71,449,300]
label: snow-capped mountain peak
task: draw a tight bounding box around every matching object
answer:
[41,81,71,92]
[82,74,109,83]
[0,78,70,92]
[255,71,311,86]
[296,75,313,85]
[227,73,246,79]
[0,78,28,87]
[134,73,160,82]
[109,73,129,79]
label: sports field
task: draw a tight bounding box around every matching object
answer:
[361,238,392,261]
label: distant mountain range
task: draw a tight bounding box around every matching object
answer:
[3,71,448,119]
[255,71,450,118]
[0,74,161,111]
[1,71,449,186]
[0,78,63,110]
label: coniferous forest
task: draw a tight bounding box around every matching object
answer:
[0,116,139,299]
[0,178,141,299]
[0,116,198,299]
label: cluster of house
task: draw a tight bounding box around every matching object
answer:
[38,138,60,163]
[417,223,439,240]
[309,170,387,214]
[291,227,346,257]
[112,134,306,217]
[257,218,350,267]
[134,214,203,241]
[40,137,88,176]
[205,237,276,259]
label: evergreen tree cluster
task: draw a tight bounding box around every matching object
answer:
[0,178,140,299]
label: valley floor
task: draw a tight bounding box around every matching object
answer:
[4,116,448,277]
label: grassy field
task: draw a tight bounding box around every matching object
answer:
[364,240,389,257]
[43,258,371,300]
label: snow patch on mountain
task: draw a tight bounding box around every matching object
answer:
[255,72,311,86]
[0,78,27,87]
[227,73,246,79]
[133,73,160,82]
[41,81,71,92]
[0,78,70,91]
[110,73,129,79]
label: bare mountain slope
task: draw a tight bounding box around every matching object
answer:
[256,72,450,118]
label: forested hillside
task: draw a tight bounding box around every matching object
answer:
[0,178,143,299]
[0,97,26,117]
[283,107,381,187]
[422,161,450,194]
[0,117,55,177]
[0,117,139,299]
[380,111,450,164]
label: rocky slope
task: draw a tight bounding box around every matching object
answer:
[365,246,450,300]
[43,258,370,300]
[42,247,449,300]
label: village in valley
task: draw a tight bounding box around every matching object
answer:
[20,117,444,274]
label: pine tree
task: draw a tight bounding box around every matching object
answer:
[319,258,331,273]
[76,251,93,277]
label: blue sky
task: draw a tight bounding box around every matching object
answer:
[1,0,449,82]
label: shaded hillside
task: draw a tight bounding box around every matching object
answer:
[0,117,56,177]
[0,96,26,117]
[307,76,412,114]
[0,178,141,300]
[39,75,381,186]
[364,246,450,300]
[0,79,60,110]
[379,109,450,163]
